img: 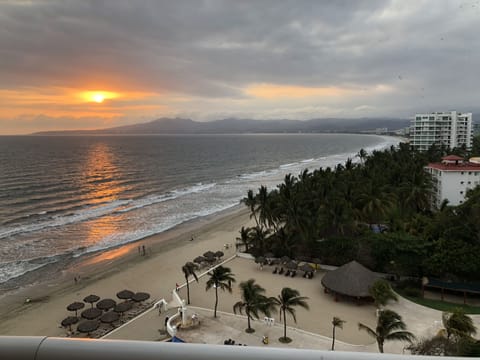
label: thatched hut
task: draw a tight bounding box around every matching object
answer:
[321,260,378,302]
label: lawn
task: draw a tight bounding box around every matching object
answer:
[398,291,480,314]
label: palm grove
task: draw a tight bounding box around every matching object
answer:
[239,140,480,281]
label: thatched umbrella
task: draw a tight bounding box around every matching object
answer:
[61,316,78,332]
[77,320,99,336]
[214,250,224,258]
[81,307,102,320]
[264,252,275,259]
[321,260,378,299]
[204,254,216,263]
[280,256,290,264]
[83,294,100,308]
[286,260,298,270]
[100,311,119,326]
[299,263,314,273]
[66,301,85,316]
[131,292,150,303]
[96,298,116,311]
[114,301,133,315]
[203,251,215,258]
[193,256,205,264]
[116,289,134,300]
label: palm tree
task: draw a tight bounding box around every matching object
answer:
[181,262,198,305]
[272,287,309,343]
[242,189,259,227]
[236,226,252,252]
[358,309,415,353]
[369,279,398,308]
[233,279,275,333]
[331,316,346,351]
[205,266,235,318]
[442,308,477,340]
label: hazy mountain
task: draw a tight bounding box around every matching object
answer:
[33,117,411,135]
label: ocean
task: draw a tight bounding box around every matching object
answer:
[0,134,399,291]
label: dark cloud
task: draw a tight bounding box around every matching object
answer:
[1,0,479,118]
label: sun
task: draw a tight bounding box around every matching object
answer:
[80,91,119,103]
[92,93,105,103]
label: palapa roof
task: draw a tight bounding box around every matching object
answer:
[321,260,378,298]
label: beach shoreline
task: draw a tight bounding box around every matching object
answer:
[0,204,250,334]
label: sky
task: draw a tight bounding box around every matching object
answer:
[0,0,479,134]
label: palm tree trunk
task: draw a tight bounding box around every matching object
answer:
[214,285,218,318]
[331,326,336,351]
[283,308,287,339]
[378,339,384,353]
[247,310,251,331]
[185,275,190,304]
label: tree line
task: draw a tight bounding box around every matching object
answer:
[239,138,480,281]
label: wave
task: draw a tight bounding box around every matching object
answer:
[0,256,58,284]
[0,182,217,240]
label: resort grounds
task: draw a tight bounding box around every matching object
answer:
[0,206,479,354]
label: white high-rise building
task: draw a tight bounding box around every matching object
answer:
[411,111,473,151]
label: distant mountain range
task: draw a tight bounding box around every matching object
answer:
[33,117,413,135]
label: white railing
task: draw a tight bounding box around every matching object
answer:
[0,337,464,360]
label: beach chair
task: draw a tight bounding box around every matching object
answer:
[278,267,284,274]
[285,270,290,276]
[272,267,278,274]
[291,270,296,277]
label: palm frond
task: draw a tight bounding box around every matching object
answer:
[384,331,415,342]
[358,322,378,338]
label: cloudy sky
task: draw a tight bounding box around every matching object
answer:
[0,0,479,134]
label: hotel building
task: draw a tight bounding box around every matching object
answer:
[425,155,480,209]
[411,111,473,151]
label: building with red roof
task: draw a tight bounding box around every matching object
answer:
[426,156,480,208]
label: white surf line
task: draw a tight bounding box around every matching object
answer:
[102,253,238,339]
[187,305,373,348]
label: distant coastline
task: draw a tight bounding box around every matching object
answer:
[31,117,410,136]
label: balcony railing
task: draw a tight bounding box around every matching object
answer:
[0,336,463,360]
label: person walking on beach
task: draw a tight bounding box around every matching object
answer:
[142,245,146,256]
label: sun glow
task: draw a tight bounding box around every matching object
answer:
[81,91,120,103]
[93,93,105,103]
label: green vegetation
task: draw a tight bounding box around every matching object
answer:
[331,316,345,351]
[369,279,398,308]
[205,266,236,318]
[240,141,480,281]
[358,309,415,353]
[398,291,480,314]
[181,262,198,305]
[271,287,309,343]
[233,279,275,333]
[408,309,478,356]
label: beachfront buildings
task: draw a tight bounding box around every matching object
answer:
[425,155,480,209]
[411,111,473,151]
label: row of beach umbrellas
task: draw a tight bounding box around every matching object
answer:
[63,289,150,335]
[193,250,224,265]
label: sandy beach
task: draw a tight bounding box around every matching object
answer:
[1,204,479,355]
[0,206,249,336]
